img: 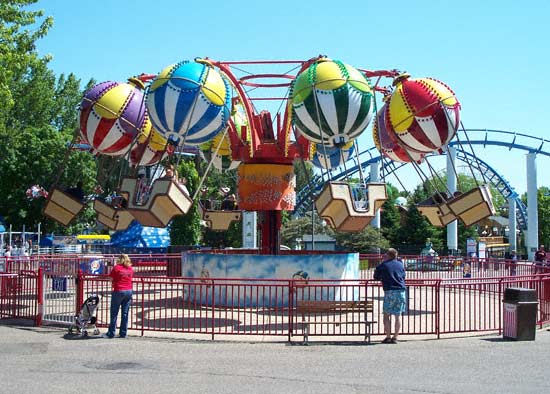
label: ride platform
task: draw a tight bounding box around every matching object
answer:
[315,182,387,232]
[119,178,192,228]
[43,188,86,226]
[199,204,241,231]
[93,199,134,231]
[447,184,496,226]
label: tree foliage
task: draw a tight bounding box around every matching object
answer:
[396,205,444,254]
[333,226,389,254]
[281,212,328,250]
[0,1,96,234]
[380,183,401,246]
[169,159,202,246]
[537,186,550,248]
[0,1,53,132]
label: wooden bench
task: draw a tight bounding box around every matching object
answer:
[295,299,375,344]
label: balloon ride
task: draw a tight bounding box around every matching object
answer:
[42,55,494,257]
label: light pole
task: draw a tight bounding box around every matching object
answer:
[311,204,315,251]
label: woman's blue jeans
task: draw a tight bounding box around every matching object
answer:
[107,290,132,338]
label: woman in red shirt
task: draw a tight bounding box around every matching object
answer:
[105,254,134,338]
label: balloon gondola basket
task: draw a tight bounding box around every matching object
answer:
[43,188,86,226]
[315,182,387,232]
[447,184,496,226]
[119,178,192,228]
[416,196,457,227]
[93,199,134,231]
[199,204,241,231]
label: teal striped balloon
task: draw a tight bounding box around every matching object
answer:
[291,59,373,147]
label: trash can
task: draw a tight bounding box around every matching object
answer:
[503,287,538,341]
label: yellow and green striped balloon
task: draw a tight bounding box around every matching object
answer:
[291,59,373,147]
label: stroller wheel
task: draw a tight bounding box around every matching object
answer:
[93,329,100,336]
[81,330,88,337]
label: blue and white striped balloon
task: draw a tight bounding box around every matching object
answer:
[145,60,231,146]
[312,142,355,169]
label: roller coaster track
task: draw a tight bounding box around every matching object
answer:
[294,129,550,230]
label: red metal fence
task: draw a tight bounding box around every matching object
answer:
[0,271,39,324]
[2,256,549,341]
[77,274,550,339]
[0,254,180,276]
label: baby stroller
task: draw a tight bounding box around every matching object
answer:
[68,294,101,337]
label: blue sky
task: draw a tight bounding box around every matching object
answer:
[33,0,549,194]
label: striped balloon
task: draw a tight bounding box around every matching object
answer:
[387,74,460,154]
[291,59,373,147]
[146,60,231,146]
[79,79,147,156]
[130,127,171,167]
[373,103,424,163]
[312,141,355,169]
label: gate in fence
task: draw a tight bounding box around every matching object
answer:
[41,271,77,326]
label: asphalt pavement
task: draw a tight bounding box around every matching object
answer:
[1,322,549,394]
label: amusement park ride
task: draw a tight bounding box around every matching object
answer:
[41,56,495,255]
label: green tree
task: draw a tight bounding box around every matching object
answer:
[281,212,329,249]
[397,205,443,254]
[333,226,389,254]
[0,1,98,234]
[537,187,550,248]
[293,159,315,194]
[0,1,53,132]
[169,159,202,246]
[380,183,401,245]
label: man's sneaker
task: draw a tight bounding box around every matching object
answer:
[102,333,114,339]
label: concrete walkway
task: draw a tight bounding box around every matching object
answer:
[1,322,549,394]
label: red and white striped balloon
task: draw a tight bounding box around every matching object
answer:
[387,74,460,154]
[373,103,423,163]
[79,79,147,157]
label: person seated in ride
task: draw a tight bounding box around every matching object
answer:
[136,169,149,204]
[352,185,368,210]
[221,193,238,210]
[200,187,212,209]
[66,181,85,202]
[177,176,189,195]
[108,192,127,209]
[162,164,178,181]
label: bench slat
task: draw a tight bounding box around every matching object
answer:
[296,300,373,313]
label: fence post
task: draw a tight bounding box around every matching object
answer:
[211,280,216,341]
[498,278,503,335]
[435,280,440,339]
[288,281,294,342]
[75,269,84,316]
[36,267,43,326]
[141,279,145,337]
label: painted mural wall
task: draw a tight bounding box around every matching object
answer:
[182,252,360,306]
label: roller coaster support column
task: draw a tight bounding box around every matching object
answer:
[370,161,381,229]
[526,152,539,260]
[508,196,518,253]
[446,146,458,253]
